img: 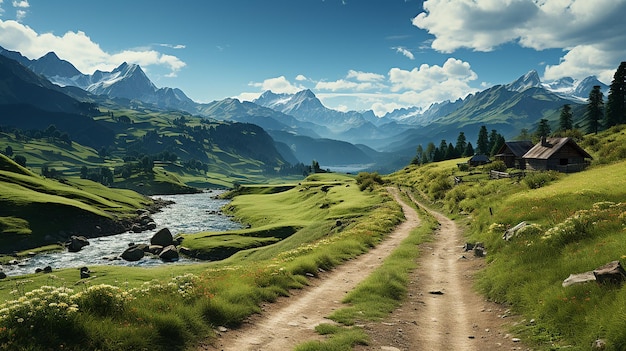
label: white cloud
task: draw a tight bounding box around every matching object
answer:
[244,60,480,116]
[346,70,385,82]
[158,43,186,49]
[0,19,185,76]
[389,58,477,94]
[12,0,28,8]
[12,0,27,21]
[249,76,304,94]
[413,0,626,81]
[393,46,415,60]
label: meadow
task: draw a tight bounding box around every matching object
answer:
[0,173,406,350]
[388,125,626,350]
[1,125,626,350]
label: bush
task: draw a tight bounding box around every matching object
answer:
[523,171,560,189]
[0,286,85,349]
[485,160,507,172]
[72,284,133,317]
[355,172,384,191]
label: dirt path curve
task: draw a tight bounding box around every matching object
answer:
[356,193,527,351]
[202,188,527,351]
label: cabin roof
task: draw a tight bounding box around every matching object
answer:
[469,154,490,162]
[522,137,593,160]
[497,140,535,157]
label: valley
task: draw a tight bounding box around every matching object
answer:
[0,42,625,351]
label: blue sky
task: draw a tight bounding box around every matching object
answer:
[1,0,625,116]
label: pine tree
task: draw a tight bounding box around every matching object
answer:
[464,142,475,156]
[587,85,604,134]
[606,61,626,127]
[490,134,505,156]
[425,142,436,163]
[446,142,456,160]
[559,104,573,131]
[476,126,489,155]
[488,129,499,155]
[535,119,551,139]
[455,132,467,157]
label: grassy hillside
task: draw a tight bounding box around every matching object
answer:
[0,153,153,253]
[0,173,404,351]
[387,126,626,350]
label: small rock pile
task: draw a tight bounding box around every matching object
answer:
[120,228,184,262]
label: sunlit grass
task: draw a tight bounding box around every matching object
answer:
[0,173,404,350]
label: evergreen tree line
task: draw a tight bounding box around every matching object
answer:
[411,126,504,165]
[585,61,626,134]
[524,61,625,141]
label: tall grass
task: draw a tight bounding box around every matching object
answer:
[390,148,626,350]
[295,191,439,350]
[0,173,404,350]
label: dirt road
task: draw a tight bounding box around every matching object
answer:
[203,188,527,351]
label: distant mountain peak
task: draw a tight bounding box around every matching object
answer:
[505,70,542,92]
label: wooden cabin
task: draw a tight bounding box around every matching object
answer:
[494,141,535,169]
[522,137,592,173]
[468,154,491,167]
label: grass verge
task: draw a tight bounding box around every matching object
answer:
[294,190,438,350]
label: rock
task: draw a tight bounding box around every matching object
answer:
[503,221,528,240]
[146,222,157,230]
[592,339,607,350]
[131,224,143,233]
[80,267,90,279]
[121,246,145,262]
[179,246,192,256]
[463,242,475,251]
[151,228,174,247]
[0,272,6,279]
[66,235,90,252]
[148,245,164,255]
[159,245,179,262]
[593,260,626,285]
[562,271,596,287]
[473,242,486,257]
[43,266,52,273]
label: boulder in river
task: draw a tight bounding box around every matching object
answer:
[120,245,145,262]
[159,245,179,262]
[66,235,90,252]
[151,228,174,247]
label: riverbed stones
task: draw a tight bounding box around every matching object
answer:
[66,235,90,252]
[151,228,174,246]
[120,245,145,261]
[159,245,179,262]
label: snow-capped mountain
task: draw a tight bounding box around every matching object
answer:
[254,89,376,133]
[0,46,196,110]
[542,74,608,102]
[505,70,543,92]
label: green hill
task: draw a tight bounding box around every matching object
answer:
[0,153,154,253]
[387,125,626,350]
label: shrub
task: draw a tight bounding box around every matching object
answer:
[523,171,560,189]
[355,172,384,191]
[484,160,507,172]
[72,284,133,317]
[0,286,84,348]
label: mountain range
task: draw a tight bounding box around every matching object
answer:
[0,45,610,171]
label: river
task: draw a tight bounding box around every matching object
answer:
[2,190,242,277]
